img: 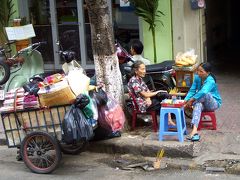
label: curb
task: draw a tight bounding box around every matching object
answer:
[87,134,194,158]
[0,139,6,146]
[0,133,6,146]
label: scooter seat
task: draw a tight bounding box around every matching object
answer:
[123,66,132,74]
[146,60,174,73]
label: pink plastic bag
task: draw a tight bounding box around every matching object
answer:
[98,95,125,132]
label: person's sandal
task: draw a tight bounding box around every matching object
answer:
[191,133,200,142]
[186,135,192,141]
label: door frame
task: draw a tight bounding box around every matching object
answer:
[18,0,97,70]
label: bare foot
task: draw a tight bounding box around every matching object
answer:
[168,119,176,126]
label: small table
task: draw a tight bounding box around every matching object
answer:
[159,104,187,142]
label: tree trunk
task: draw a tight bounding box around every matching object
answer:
[85,0,124,105]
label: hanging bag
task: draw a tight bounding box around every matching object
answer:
[62,105,94,144]
[98,95,125,132]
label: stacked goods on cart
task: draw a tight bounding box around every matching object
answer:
[175,49,198,68]
[0,88,40,112]
[37,73,76,107]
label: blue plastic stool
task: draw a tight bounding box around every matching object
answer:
[159,107,187,142]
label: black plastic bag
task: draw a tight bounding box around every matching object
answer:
[23,81,40,95]
[23,75,45,95]
[62,105,94,144]
[75,94,90,109]
[90,88,108,106]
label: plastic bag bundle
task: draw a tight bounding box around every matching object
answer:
[75,94,90,109]
[67,69,90,96]
[90,88,108,106]
[62,105,94,144]
[98,95,125,132]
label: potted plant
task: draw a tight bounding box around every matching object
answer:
[129,0,164,63]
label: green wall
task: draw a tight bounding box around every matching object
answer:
[142,0,173,63]
[12,0,20,19]
[0,0,20,44]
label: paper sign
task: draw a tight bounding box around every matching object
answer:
[5,24,36,41]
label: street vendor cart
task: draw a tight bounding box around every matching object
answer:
[1,105,86,174]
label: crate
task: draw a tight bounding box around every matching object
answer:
[1,105,70,148]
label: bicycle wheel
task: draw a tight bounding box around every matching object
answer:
[21,131,61,174]
[0,61,10,85]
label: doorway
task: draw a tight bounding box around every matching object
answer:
[205,0,240,70]
[19,0,140,71]
[21,0,94,70]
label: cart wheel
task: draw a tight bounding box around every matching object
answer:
[20,131,62,174]
[60,139,87,155]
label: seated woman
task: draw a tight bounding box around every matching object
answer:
[127,60,175,125]
[184,62,222,141]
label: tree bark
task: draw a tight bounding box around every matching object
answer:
[85,0,124,105]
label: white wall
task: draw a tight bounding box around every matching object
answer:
[172,0,205,63]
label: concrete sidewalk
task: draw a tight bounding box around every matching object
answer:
[1,68,240,174]
[88,131,194,158]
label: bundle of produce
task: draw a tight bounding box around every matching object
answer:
[175,49,198,67]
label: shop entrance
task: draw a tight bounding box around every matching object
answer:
[205,0,240,70]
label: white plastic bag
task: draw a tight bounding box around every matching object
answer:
[67,69,90,96]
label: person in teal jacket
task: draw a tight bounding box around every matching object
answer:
[184,62,222,141]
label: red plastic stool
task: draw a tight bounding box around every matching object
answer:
[198,111,217,130]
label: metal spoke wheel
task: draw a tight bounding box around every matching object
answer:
[20,131,61,174]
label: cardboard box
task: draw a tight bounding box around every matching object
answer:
[39,86,75,107]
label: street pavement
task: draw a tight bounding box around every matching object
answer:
[0,67,240,174]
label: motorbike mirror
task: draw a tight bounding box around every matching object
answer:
[40,41,47,45]
[5,40,16,46]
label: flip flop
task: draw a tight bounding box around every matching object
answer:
[186,135,192,140]
[191,134,200,142]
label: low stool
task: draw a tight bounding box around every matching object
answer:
[159,107,187,142]
[198,111,217,130]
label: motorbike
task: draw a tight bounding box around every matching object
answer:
[0,41,46,94]
[116,42,176,92]
[46,41,176,93]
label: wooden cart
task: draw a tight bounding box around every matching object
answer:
[1,105,86,174]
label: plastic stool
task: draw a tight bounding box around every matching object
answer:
[159,107,187,142]
[198,111,217,130]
